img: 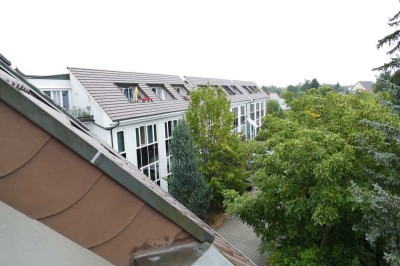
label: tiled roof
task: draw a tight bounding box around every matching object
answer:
[0,62,255,265]
[68,67,191,121]
[185,76,252,103]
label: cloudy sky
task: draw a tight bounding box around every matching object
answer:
[2,0,399,87]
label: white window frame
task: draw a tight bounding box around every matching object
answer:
[43,89,70,109]
[165,120,178,177]
[116,131,126,158]
[135,124,160,185]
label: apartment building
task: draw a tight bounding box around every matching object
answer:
[28,67,269,191]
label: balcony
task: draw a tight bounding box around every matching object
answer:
[64,107,92,121]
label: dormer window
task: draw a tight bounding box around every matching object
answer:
[150,85,175,101]
[231,86,243,95]
[222,86,236,95]
[116,83,148,102]
[242,86,253,94]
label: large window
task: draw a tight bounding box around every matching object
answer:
[136,124,160,185]
[116,131,126,158]
[232,105,246,138]
[165,120,178,177]
[43,90,69,108]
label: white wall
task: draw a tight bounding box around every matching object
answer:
[69,72,114,127]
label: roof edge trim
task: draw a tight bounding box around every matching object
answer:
[0,78,214,244]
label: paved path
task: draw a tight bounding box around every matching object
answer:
[216,216,267,266]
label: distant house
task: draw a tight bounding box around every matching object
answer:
[351,81,374,93]
[27,67,268,191]
[267,92,289,110]
[0,56,255,265]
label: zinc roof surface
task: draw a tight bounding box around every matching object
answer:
[68,67,190,121]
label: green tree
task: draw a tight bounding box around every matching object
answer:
[266,99,281,115]
[186,85,247,206]
[374,9,400,71]
[169,119,211,219]
[225,88,398,265]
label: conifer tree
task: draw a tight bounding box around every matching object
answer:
[168,119,211,219]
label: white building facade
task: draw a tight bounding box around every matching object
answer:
[28,68,269,191]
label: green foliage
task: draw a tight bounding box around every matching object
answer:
[186,85,248,206]
[374,10,400,71]
[262,85,285,96]
[224,88,399,265]
[169,119,211,219]
[266,99,281,116]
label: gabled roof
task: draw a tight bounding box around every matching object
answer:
[357,81,374,91]
[185,76,252,103]
[0,59,255,265]
[68,67,191,121]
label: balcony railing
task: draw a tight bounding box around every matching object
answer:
[64,107,92,121]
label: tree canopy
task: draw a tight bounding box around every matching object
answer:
[186,85,248,206]
[169,119,211,219]
[225,88,400,265]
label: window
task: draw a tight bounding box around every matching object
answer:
[165,120,178,177]
[123,88,134,101]
[151,86,174,101]
[173,85,188,96]
[232,107,239,133]
[116,131,126,158]
[240,105,246,134]
[231,86,243,95]
[43,90,70,108]
[222,86,236,95]
[250,103,255,120]
[117,85,147,102]
[135,124,160,185]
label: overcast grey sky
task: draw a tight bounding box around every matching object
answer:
[2,0,399,87]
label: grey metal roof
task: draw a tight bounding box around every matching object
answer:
[184,76,251,104]
[234,80,269,101]
[68,67,190,121]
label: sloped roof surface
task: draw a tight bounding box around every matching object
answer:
[0,63,255,266]
[68,67,190,121]
[234,80,269,101]
[358,81,374,91]
[185,76,252,103]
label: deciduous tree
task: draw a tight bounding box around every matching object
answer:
[186,85,247,206]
